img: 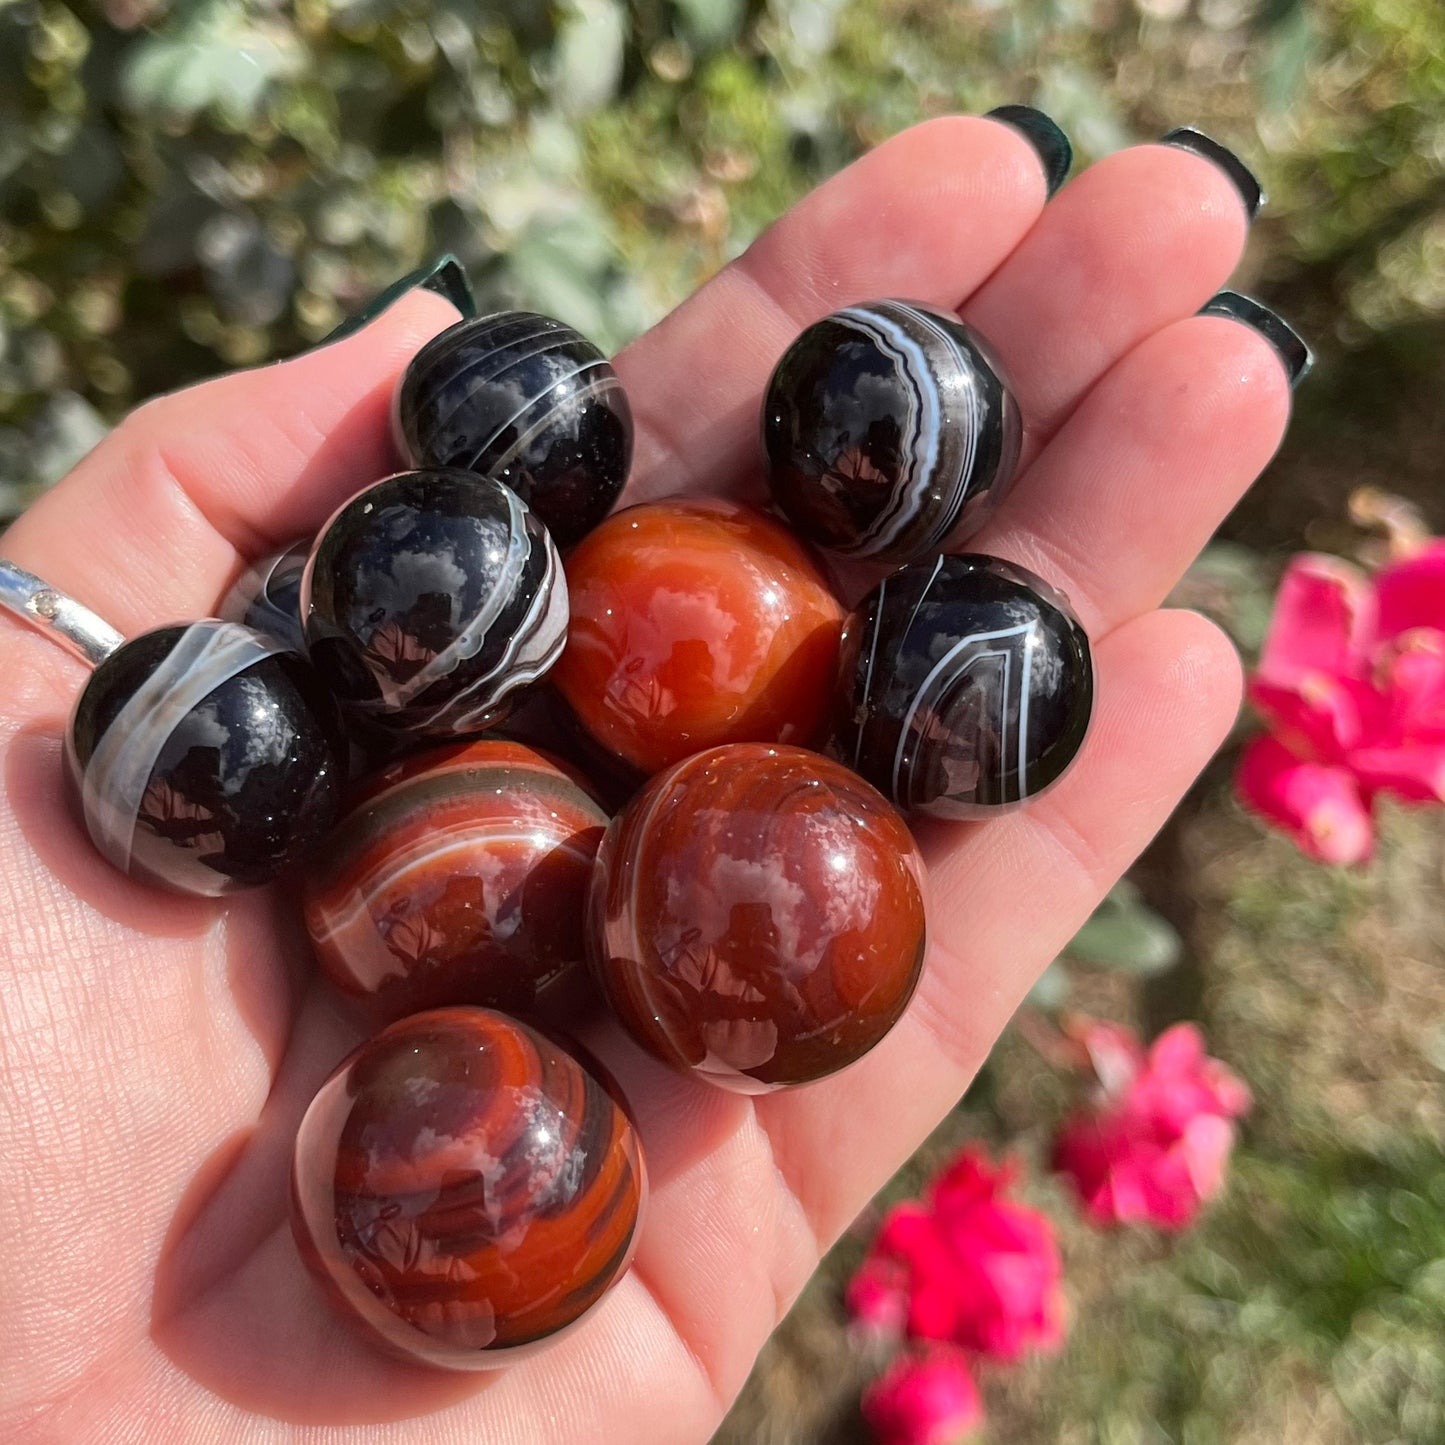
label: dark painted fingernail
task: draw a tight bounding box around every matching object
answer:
[987,105,1073,198]
[1199,291,1313,388]
[321,254,476,344]
[1160,126,1265,219]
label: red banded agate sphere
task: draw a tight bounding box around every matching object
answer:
[587,743,927,1092]
[290,1008,646,1368]
[304,739,607,1022]
[552,499,845,776]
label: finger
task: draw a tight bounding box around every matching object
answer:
[749,607,1243,1247]
[588,608,1241,1403]
[960,140,1254,468]
[973,310,1294,636]
[0,290,459,641]
[615,114,1059,503]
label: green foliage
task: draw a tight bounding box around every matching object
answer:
[1084,1140,1445,1444]
[1,0,1442,524]
[1067,879,1183,979]
[1039,880,1184,1010]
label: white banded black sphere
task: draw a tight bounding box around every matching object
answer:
[302,470,568,740]
[219,538,310,654]
[394,312,633,548]
[764,300,1021,565]
[828,554,1092,818]
[67,621,347,895]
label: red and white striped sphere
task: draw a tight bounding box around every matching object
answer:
[305,739,608,1022]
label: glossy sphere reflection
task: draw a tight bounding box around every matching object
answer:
[305,740,609,1022]
[290,1008,646,1369]
[303,470,567,740]
[588,743,927,1091]
[67,621,346,895]
[394,312,633,548]
[763,301,1021,565]
[828,554,1093,818]
[218,538,310,654]
[554,500,845,776]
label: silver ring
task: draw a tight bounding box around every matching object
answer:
[0,560,124,668]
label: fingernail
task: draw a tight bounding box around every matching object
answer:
[1199,291,1313,388]
[321,254,476,344]
[1160,126,1265,219]
[987,105,1073,198]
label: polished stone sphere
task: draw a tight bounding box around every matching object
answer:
[67,620,347,895]
[290,1008,646,1369]
[553,499,844,776]
[305,739,608,1022]
[218,538,310,654]
[588,743,927,1092]
[394,312,633,548]
[763,300,1021,565]
[828,554,1093,818]
[302,469,567,740]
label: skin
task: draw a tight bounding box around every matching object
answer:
[0,116,1289,1443]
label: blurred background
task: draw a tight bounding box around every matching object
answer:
[1,1,1442,1441]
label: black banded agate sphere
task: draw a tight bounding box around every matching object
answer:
[828,554,1092,819]
[763,300,1022,565]
[219,538,310,654]
[394,312,633,548]
[302,470,568,740]
[67,620,347,895]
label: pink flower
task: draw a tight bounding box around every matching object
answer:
[1053,1021,1251,1231]
[848,1147,1065,1361]
[862,1348,983,1445]
[846,1255,911,1343]
[1238,545,1445,860]
[1235,735,1373,865]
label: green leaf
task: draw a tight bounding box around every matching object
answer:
[120,6,304,124]
[770,0,849,59]
[1067,882,1183,976]
[674,0,748,49]
[508,209,620,342]
[1028,960,1073,1011]
[1168,541,1277,658]
[552,0,626,117]
[1260,3,1318,114]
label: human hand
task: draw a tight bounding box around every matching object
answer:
[0,114,1297,1442]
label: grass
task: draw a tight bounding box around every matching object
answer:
[715,798,1445,1444]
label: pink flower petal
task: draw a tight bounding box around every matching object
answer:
[1199,1059,1253,1119]
[1236,734,1374,864]
[1179,1114,1236,1203]
[1259,553,1374,681]
[1078,1019,1145,1098]
[1345,741,1445,803]
[1053,1022,1249,1233]
[1375,629,1445,737]
[1102,1161,1158,1227]
[927,1147,1014,1212]
[1147,1024,1207,1076]
[1373,541,1445,642]
[867,1146,1067,1363]
[1248,673,1365,761]
[862,1349,983,1445]
[846,1259,910,1340]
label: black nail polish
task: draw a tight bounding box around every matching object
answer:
[1160,126,1265,219]
[987,105,1073,198]
[321,254,476,344]
[1199,291,1313,388]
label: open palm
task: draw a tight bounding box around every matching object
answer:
[0,117,1290,1443]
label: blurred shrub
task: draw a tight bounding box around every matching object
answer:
[0,0,1441,519]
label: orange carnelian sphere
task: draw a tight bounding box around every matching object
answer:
[588,743,928,1091]
[553,498,845,775]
